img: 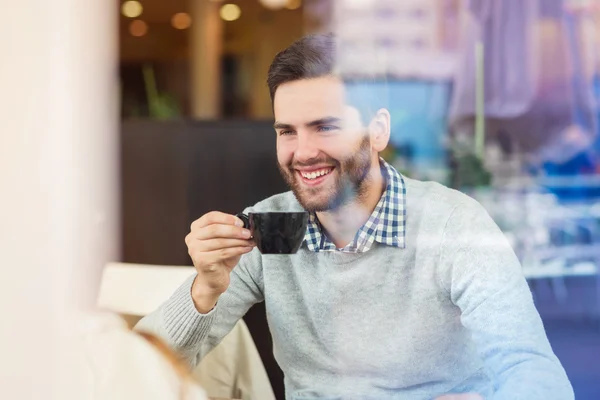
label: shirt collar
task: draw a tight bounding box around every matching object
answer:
[304,158,407,253]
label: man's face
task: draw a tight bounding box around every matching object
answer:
[273,76,376,212]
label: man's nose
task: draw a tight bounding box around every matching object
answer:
[294,132,319,162]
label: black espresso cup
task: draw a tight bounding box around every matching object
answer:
[235,212,308,254]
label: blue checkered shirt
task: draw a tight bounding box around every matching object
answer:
[304,158,406,253]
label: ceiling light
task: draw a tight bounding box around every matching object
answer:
[122,1,143,18]
[286,0,302,10]
[171,12,192,30]
[220,4,241,21]
[260,0,288,10]
[129,20,148,37]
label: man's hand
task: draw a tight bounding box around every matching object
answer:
[185,211,255,313]
[435,394,483,400]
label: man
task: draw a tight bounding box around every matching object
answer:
[137,34,573,400]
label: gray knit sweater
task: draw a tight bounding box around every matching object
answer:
[136,177,573,400]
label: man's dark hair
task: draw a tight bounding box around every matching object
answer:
[267,33,386,123]
[267,33,336,103]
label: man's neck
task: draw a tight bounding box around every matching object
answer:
[316,160,386,248]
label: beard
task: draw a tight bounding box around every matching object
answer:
[278,135,373,212]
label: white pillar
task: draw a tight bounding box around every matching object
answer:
[190,0,223,119]
[0,0,118,398]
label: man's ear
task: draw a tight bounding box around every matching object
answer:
[368,108,391,152]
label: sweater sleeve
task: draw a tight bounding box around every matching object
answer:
[135,247,265,368]
[438,199,573,400]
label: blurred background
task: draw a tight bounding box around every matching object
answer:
[121,0,600,399]
[2,0,599,399]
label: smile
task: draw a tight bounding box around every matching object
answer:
[296,167,334,185]
[300,168,333,180]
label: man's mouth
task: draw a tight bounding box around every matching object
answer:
[295,167,335,186]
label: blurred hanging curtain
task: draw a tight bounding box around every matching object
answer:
[450,0,538,119]
[450,0,598,159]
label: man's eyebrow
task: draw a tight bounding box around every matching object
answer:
[273,121,294,130]
[306,117,342,127]
[273,117,341,130]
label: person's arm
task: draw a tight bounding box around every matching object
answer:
[439,198,573,400]
[135,248,264,368]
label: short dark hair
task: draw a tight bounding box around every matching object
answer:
[267,33,386,123]
[267,33,336,103]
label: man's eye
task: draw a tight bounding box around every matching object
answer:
[279,130,295,136]
[318,125,338,132]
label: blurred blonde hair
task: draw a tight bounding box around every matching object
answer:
[136,331,195,400]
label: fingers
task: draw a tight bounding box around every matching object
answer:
[192,246,253,266]
[187,212,254,273]
[196,238,255,252]
[191,223,251,241]
[192,211,244,230]
[188,212,250,243]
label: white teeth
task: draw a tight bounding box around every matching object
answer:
[301,169,331,180]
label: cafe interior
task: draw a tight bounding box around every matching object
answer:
[3,0,600,399]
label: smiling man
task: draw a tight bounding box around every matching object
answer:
[136,34,573,400]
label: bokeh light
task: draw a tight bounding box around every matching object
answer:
[286,0,302,10]
[220,4,241,21]
[121,1,143,18]
[129,20,148,37]
[171,13,192,30]
[260,0,288,10]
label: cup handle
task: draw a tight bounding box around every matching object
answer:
[235,213,250,230]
